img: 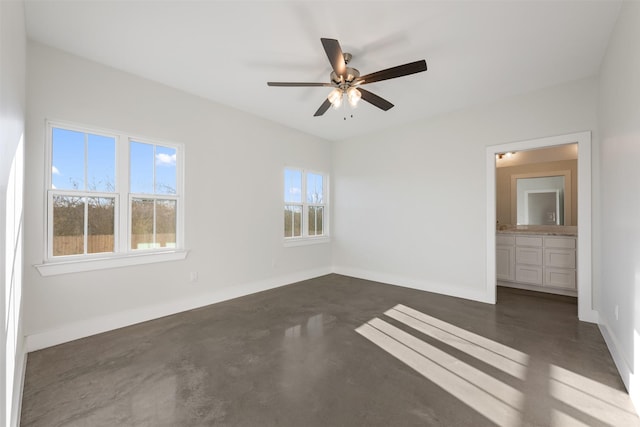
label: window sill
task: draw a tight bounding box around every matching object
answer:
[34,250,189,277]
[283,236,330,247]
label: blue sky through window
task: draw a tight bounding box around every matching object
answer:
[52,128,176,195]
[284,169,302,203]
[130,142,154,193]
[88,134,116,191]
[155,145,177,194]
[130,141,177,194]
[52,127,115,191]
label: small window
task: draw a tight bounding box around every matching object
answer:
[284,168,328,240]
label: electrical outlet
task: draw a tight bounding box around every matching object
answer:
[615,305,619,321]
[189,272,198,282]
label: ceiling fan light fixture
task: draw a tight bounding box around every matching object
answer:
[347,87,362,107]
[328,88,343,109]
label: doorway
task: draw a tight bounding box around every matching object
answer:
[485,132,596,322]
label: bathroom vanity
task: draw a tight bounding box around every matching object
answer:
[496,227,577,296]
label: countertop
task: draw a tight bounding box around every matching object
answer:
[496,225,577,236]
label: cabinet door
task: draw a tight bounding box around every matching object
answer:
[516,247,543,266]
[544,248,576,269]
[496,245,515,281]
[544,268,576,289]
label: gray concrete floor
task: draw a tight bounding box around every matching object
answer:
[20,274,639,426]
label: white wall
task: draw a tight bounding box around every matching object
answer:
[597,0,640,410]
[24,42,332,349]
[0,1,26,425]
[333,77,598,302]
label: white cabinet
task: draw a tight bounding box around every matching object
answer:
[515,236,543,286]
[497,233,576,295]
[496,235,515,281]
[543,236,576,290]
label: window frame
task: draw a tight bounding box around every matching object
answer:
[283,167,330,246]
[127,138,181,253]
[38,120,186,275]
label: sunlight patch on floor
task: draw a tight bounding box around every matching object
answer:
[356,318,524,427]
[550,364,638,425]
[357,304,638,427]
[385,304,529,380]
[550,410,591,427]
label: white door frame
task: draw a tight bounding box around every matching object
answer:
[485,131,597,323]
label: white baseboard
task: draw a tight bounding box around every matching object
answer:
[497,280,577,297]
[332,266,493,304]
[580,307,599,324]
[11,346,27,427]
[25,267,332,352]
[598,320,640,415]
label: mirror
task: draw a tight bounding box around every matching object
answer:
[517,176,564,225]
[510,171,572,226]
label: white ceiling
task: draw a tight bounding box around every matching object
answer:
[23,0,622,142]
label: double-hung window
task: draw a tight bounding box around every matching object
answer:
[49,126,118,257]
[284,168,328,242]
[129,141,179,250]
[43,121,184,273]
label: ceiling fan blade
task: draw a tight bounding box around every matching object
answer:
[314,98,332,117]
[267,82,333,87]
[321,38,347,78]
[357,60,427,85]
[358,88,394,111]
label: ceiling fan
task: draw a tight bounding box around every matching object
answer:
[267,38,428,117]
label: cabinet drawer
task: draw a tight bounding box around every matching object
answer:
[544,248,576,269]
[516,247,543,266]
[496,235,515,246]
[515,236,543,247]
[544,268,576,290]
[544,236,576,249]
[516,265,543,285]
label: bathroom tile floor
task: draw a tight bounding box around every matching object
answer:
[20,274,639,426]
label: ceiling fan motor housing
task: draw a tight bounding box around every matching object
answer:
[331,65,360,89]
